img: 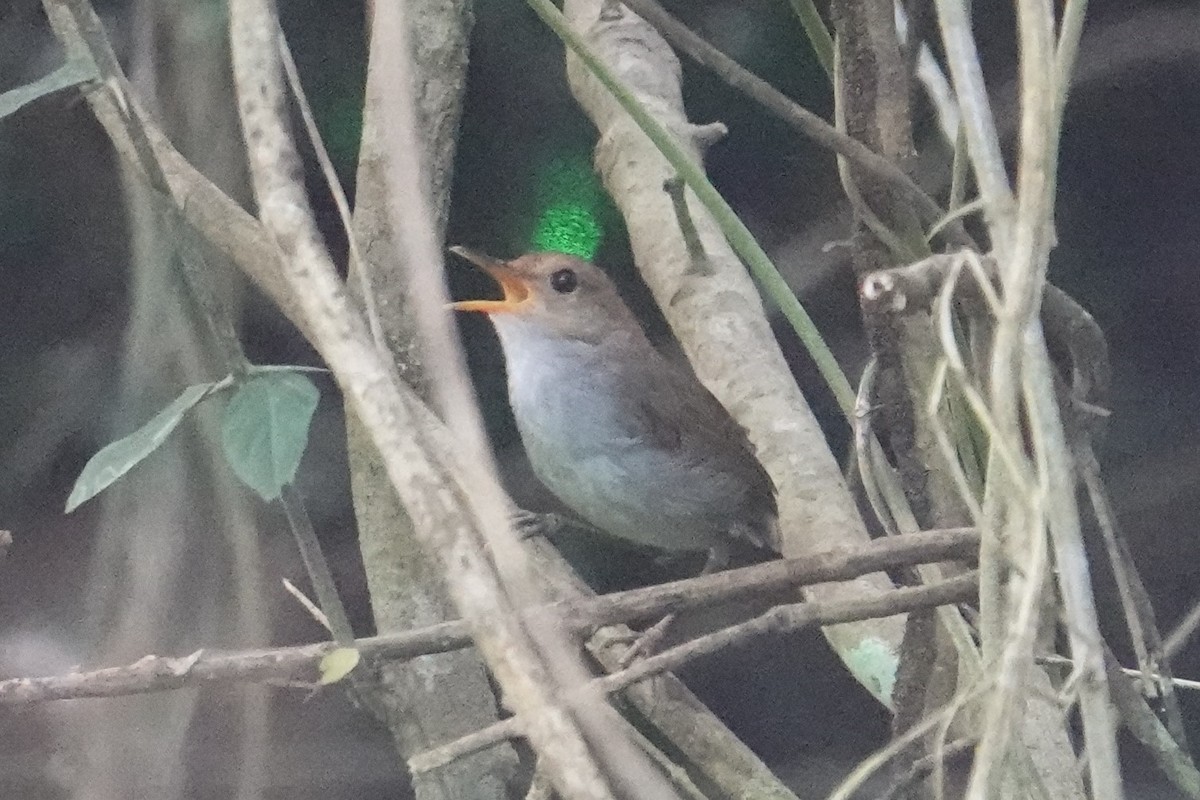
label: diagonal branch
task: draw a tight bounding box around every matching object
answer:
[227,2,679,799]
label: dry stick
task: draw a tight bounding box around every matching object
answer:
[876,738,976,800]
[1078,441,1187,750]
[0,623,469,704]
[347,6,518,799]
[0,528,979,704]
[409,718,524,774]
[413,573,979,772]
[1166,601,1200,661]
[227,3,643,799]
[616,0,970,247]
[1010,1,1123,795]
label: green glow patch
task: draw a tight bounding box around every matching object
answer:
[533,203,602,258]
[530,154,604,259]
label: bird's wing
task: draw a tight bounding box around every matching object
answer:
[623,349,779,540]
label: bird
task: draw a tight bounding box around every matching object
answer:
[449,247,779,572]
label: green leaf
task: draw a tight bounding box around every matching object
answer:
[221,372,319,500]
[0,59,99,122]
[318,647,360,685]
[66,382,220,512]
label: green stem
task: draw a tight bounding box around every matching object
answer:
[786,0,835,80]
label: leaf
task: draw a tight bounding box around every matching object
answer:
[221,372,319,500]
[66,382,219,512]
[318,647,360,685]
[0,59,99,122]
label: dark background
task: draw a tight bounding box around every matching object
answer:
[2,0,1199,796]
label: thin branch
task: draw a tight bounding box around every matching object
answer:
[409,718,524,775]
[562,527,978,631]
[0,621,470,703]
[0,528,979,704]
[786,0,834,78]
[877,738,976,800]
[275,25,387,356]
[595,573,977,694]
[1166,599,1200,661]
[932,0,1014,235]
[279,485,355,644]
[415,573,979,775]
[617,0,971,249]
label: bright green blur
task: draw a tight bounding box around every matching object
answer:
[530,154,603,259]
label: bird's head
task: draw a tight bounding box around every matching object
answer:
[448,247,640,345]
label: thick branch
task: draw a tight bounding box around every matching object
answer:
[562,0,908,710]
[227,2,664,799]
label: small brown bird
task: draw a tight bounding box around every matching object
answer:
[449,247,778,569]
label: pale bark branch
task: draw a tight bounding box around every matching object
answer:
[560,0,908,710]
[227,2,671,798]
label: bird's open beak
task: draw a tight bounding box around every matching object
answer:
[448,246,531,314]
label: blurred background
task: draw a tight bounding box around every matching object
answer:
[2,0,1200,796]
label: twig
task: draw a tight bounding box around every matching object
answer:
[617,0,970,249]
[560,527,978,630]
[0,528,979,704]
[596,573,976,694]
[877,738,976,800]
[409,718,524,774]
[275,25,387,356]
[786,0,834,78]
[0,622,469,703]
[662,176,711,276]
[1100,649,1200,798]
[1165,599,1200,661]
[416,574,978,775]
[932,0,1014,234]
[281,578,332,634]
[280,485,355,644]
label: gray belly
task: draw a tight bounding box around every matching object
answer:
[515,403,740,552]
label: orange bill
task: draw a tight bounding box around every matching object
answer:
[448,246,531,314]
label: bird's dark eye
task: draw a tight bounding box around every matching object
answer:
[550,268,578,294]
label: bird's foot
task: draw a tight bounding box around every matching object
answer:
[510,509,559,540]
[510,509,601,540]
[617,613,678,667]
